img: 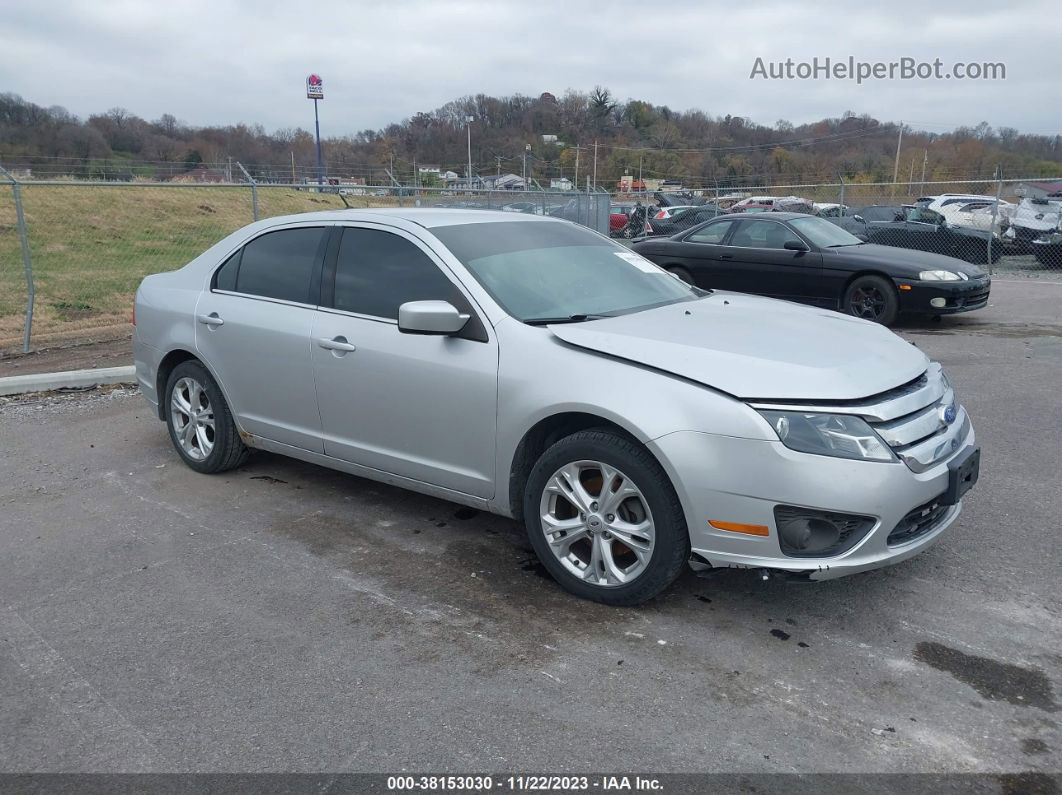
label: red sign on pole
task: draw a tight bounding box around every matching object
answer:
[306,74,323,100]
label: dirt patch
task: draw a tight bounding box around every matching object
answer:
[914,641,1058,712]
[0,337,132,377]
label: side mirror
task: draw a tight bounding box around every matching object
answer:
[853,214,865,224]
[398,300,469,335]
[783,239,810,252]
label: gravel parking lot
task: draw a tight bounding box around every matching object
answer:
[1,280,1059,778]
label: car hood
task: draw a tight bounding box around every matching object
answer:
[548,293,928,401]
[824,243,988,278]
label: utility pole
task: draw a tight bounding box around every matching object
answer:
[523,144,530,190]
[890,122,903,198]
[919,149,928,194]
[574,146,580,190]
[638,152,643,195]
[466,116,474,190]
[495,155,502,176]
[290,152,295,184]
[592,140,598,192]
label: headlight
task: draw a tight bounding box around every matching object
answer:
[1034,232,1062,245]
[758,410,895,462]
[919,270,962,281]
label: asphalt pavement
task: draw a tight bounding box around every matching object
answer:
[1,280,1059,777]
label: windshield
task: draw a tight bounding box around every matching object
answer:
[789,216,864,247]
[431,221,700,322]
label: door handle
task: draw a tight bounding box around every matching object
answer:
[719,254,734,260]
[317,336,357,352]
[197,312,224,326]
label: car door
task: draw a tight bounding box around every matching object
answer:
[311,224,498,498]
[662,219,737,286]
[194,224,328,452]
[901,207,951,255]
[716,219,824,303]
[862,207,908,248]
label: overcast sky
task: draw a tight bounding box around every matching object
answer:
[3,0,1059,138]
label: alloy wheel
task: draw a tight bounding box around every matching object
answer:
[539,460,655,587]
[849,286,886,320]
[170,377,215,461]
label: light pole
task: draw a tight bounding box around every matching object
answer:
[466,116,473,191]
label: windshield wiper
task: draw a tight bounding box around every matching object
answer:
[523,313,609,326]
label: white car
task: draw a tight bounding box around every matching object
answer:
[937,200,1013,235]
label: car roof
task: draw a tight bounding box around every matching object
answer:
[252,207,564,230]
[713,211,808,221]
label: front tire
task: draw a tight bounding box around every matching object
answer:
[843,275,898,325]
[523,429,689,606]
[165,360,248,474]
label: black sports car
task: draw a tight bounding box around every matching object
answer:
[826,205,1002,265]
[632,212,990,325]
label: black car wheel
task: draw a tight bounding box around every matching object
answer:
[843,275,898,325]
[666,266,695,285]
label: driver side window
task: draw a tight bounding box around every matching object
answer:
[687,220,733,244]
[730,220,802,250]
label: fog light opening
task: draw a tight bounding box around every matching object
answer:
[930,297,947,308]
[778,517,840,553]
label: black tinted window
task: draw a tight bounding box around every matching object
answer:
[334,228,457,319]
[215,251,239,291]
[234,227,325,303]
[730,220,801,249]
[687,220,733,243]
[862,207,901,223]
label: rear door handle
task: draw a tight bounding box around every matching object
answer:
[719,254,734,260]
[317,336,357,352]
[197,312,224,326]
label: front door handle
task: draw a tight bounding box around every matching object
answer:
[317,336,357,353]
[197,312,224,327]
[719,254,734,260]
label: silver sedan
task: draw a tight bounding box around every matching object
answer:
[134,209,978,605]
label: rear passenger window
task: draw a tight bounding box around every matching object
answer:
[232,227,326,303]
[333,228,459,319]
[215,251,240,291]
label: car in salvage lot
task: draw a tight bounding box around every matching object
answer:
[825,204,1002,265]
[632,212,991,325]
[134,208,979,606]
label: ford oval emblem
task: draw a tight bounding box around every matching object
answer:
[941,404,958,425]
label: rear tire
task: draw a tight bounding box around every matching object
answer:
[666,266,695,286]
[164,360,248,474]
[843,275,898,325]
[523,429,689,606]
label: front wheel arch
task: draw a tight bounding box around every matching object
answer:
[508,412,657,524]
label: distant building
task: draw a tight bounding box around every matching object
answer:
[481,173,526,190]
[541,134,559,144]
[417,165,441,175]
[550,177,573,191]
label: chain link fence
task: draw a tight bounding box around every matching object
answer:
[3,174,1057,355]
[0,179,609,354]
[617,178,1062,275]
